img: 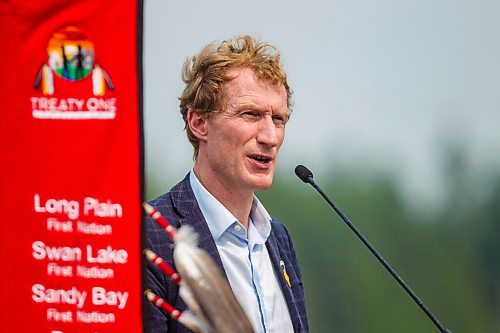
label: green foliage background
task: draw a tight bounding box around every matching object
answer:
[147,149,499,332]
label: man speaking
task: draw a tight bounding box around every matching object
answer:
[145,35,309,333]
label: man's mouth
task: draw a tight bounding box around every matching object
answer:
[249,154,272,164]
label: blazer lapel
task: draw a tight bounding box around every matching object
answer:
[169,174,227,277]
[266,228,302,332]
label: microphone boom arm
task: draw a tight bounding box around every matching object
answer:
[295,165,453,333]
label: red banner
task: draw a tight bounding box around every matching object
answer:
[0,1,144,332]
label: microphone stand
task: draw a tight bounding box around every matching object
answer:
[295,165,453,333]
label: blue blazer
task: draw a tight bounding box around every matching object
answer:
[144,174,309,333]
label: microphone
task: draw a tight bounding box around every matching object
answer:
[294,164,453,333]
[294,164,313,184]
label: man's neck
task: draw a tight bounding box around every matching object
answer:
[193,165,253,230]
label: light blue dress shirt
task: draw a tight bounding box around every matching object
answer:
[189,171,293,333]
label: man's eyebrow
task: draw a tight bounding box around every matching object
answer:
[234,102,287,112]
[233,101,260,108]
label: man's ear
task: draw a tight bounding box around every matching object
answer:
[187,109,208,141]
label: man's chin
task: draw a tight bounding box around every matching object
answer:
[249,175,274,191]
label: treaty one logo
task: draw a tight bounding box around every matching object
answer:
[31,25,117,120]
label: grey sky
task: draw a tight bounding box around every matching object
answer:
[144,0,500,207]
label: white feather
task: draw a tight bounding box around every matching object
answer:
[178,310,214,333]
[175,225,199,247]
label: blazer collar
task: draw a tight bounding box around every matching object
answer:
[169,174,227,277]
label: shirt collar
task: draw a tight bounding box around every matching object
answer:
[189,170,272,242]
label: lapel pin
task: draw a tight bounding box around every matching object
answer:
[280,260,291,288]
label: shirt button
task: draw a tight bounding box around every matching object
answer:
[234,225,241,232]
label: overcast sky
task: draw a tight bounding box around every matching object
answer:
[143,0,500,207]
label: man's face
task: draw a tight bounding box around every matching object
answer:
[201,67,288,193]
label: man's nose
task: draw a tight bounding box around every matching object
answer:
[256,116,279,147]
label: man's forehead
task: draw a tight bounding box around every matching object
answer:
[224,68,286,96]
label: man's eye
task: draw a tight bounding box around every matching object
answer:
[272,116,286,126]
[242,111,260,118]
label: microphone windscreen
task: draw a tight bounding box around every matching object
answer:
[294,165,313,183]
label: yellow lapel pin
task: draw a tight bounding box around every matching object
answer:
[280,260,291,288]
